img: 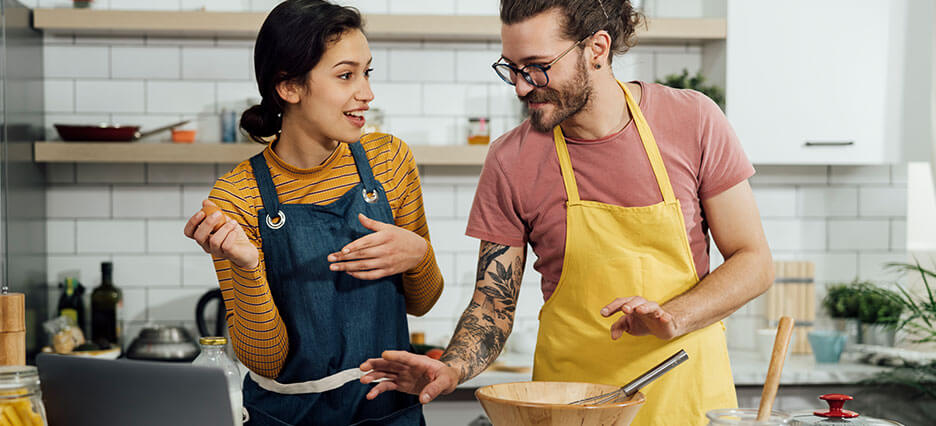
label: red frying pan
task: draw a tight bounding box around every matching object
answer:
[54,120,190,142]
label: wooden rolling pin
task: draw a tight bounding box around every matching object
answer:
[0,291,26,366]
[757,316,794,421]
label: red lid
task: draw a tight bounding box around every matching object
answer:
[814,393,860,419]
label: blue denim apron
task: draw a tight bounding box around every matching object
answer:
[242,142,424,426]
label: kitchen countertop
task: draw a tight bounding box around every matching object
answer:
[456,350,891,389]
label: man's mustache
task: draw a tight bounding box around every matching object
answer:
[519,87,561,104]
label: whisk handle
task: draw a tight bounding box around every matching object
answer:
[621,349,689,397]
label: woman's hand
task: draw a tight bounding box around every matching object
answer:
[183,200,259,270]
[328,213,429,280]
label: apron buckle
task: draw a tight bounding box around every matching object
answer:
[362,189,379,204]
[265,210,286,230]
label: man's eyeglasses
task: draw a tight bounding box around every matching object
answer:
[492,32,594,88]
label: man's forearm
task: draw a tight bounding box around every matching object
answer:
[440,242,525,383]
[663,247,773,337]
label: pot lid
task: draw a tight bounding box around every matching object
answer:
[790,394,904,425]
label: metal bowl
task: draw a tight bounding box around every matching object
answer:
[125,325,200,362]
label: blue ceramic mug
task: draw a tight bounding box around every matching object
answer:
[808,330,847,363]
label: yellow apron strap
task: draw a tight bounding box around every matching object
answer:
[553,126,581,203]
[618,81,677,204]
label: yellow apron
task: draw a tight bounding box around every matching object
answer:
[532,81,737,425]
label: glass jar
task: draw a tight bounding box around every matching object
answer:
[468,117,491,145]
[706,408,792,425]
[0,366,48,425]
[192,337,243,426]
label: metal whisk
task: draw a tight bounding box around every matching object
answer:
[569,349,689,405]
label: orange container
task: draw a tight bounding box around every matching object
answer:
[171,129,197,143]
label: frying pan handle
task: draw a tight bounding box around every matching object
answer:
[135,120,191,140]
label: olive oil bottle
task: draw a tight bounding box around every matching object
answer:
[91,262,123,348]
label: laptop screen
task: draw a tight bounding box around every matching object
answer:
[37,354,235,426]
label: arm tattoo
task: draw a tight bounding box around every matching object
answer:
[441,241,524,383]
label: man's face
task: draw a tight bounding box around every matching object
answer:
[500,9,592,133]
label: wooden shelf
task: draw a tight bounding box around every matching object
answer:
[33,142,489,166]
[32,8,725,43]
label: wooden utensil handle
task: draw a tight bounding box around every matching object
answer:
[757,316,794,421]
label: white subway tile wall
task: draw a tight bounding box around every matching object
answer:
[39,1,907,350]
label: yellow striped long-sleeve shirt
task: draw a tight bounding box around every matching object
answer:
[208,133,444,378]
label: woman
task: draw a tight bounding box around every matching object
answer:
[183,1,443,424]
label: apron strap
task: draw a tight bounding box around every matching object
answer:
[552,81,678,205]
[553,126,581,203]
[249,152,282,218]
[247,368,385,395]
[618,81,677,204]
[348,142,378,193]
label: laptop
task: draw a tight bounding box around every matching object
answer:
[37,354,236,426]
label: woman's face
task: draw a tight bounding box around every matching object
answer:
[280,29,374,144]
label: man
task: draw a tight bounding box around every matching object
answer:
[360,1,773,424]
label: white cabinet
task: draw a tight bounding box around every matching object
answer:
[726,0,906,164]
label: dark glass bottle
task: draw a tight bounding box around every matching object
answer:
[57,277,86,332]
[91,262,123,348]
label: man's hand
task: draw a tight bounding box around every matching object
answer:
[359,351,459,404]
[327,213,428,280]
[601,296,680,340]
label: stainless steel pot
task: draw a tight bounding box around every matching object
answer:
[125,325,199,362]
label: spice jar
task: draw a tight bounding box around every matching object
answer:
[0,366,48,425]
[468,117,490,145]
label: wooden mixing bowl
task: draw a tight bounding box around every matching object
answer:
[475,381,645,426]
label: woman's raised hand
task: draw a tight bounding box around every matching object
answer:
[184,199,259,270]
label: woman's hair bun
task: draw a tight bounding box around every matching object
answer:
[240,103,282,142]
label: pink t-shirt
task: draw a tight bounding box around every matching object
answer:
[466,82,755,301]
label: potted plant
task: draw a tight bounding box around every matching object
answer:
[857,284,904,346]
[823,280,903,345]
[655,69,725,110]
[881,261,936,344]
[823,280,864,343]
[857,261,936,423]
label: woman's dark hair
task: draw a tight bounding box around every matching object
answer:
[499,0,644,65]
[241,0,363,143]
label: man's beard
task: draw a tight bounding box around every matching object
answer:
[520,57,592,133]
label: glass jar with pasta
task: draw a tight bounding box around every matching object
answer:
[0,366,47,426]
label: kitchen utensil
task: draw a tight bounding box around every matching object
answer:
[196,288,227,337]
[54,119,190,142]
[475,382,645,426]
[756,328,793,362]
[0,292,26,366]
[569,349,689,405]
[125,325,200,362]
[789,393,904,425]
[806,330,846,363]
[757,316,795,421]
